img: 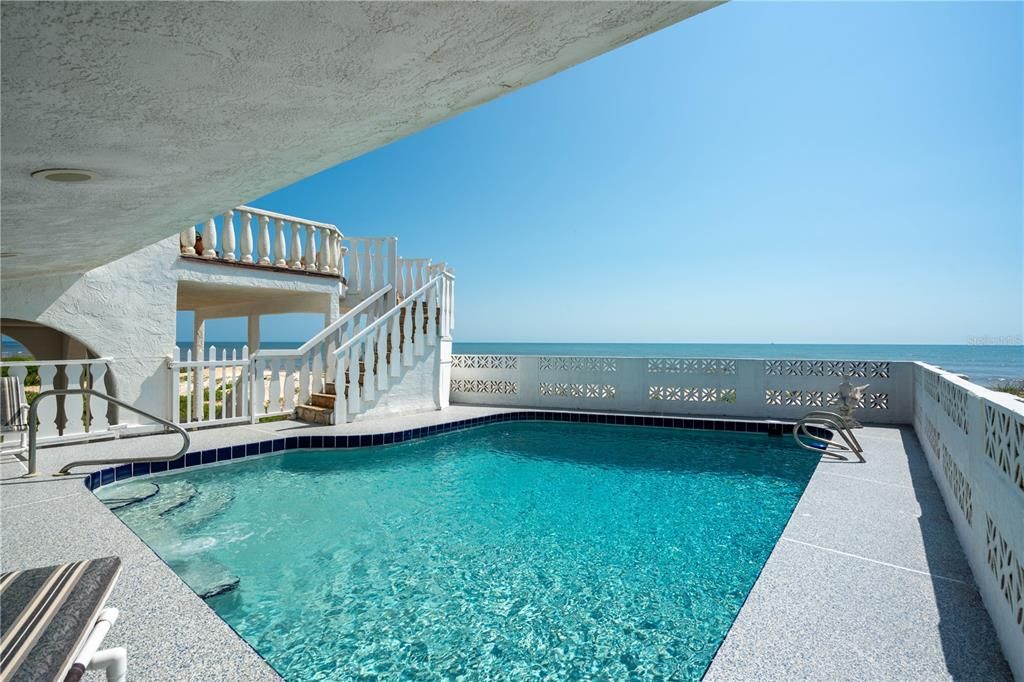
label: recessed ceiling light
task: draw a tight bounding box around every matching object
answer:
[31,168,96,183]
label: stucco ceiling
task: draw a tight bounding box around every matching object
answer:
[0,1,718,280]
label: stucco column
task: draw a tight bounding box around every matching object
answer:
[247,314,260,355]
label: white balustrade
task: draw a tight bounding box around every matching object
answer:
[180,206,345,280]
[0,358,117,443]
[169,345,250,426]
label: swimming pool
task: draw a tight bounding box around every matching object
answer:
[105,422,819,680]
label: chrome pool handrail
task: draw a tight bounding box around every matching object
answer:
[25,388,190,477]
[793,410,864,463]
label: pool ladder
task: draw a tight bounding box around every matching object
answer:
[793,411,864,463]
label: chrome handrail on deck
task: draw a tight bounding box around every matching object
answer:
[25,388,190,477]
[793,410,865,463]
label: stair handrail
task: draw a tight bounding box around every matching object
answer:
[26,388,190,477]
[255,284,393,358]
[332,275,442,360]
[793,410,864,462]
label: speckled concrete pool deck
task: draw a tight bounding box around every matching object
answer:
[0,407,1012,680]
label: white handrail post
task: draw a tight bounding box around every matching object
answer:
[202,218,218,259]
[221,210,236,262]
[239,211,254,263]
[257,215,271,265]
[273,218,287,267]
[332,233,343,275]
[305,226,318,272]
[290,222,304,269]
[180,227,196,255]
[320,231,333,274]
[387,237,399,305]
[334,360,346,424]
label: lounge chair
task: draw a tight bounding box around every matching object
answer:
[0,556,125,682]
[0,375,30,458]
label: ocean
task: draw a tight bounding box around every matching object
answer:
[3,340,1021,388]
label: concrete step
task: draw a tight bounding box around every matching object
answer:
[295,404,333,425]
[309,392,335,409]
[324,381,336,395]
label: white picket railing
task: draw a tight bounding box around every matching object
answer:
[0,358,118,443]
[334,272,455,423]
[180,206,345,278]
[343,237,398,298]
[169,346,250,427]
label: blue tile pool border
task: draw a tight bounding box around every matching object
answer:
[84,412,830,492]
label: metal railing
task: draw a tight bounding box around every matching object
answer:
[793,410,864,462]
[26,388,190,477]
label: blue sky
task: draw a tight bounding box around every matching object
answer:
[186,1,1023,345]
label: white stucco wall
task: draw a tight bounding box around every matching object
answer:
[357,346,442,420]
[450,356,913,424]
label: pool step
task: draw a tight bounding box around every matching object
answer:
[96,481,160,510]
[163,486,235,530]
[173,559,240,600]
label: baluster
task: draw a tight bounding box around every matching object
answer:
[347,347,361,416]
[348,241,361,294]
[402,303,415,367]
[390,315,402,376]
[334,360,347,425]
[290,222,304,269]
[362,337,376,403]
[257,215,271,265]
[269,359,282,413]
[207,345,217,421]
[253,358,266,417]
[192,345,204,421]
[239,211,254,263]
[337,244,347,284]
[202,218,218,259]
[376,326,388,391]
[184,349,193,424]
[360,241,372,292]
[180,227,196,255]
[89,363,110,432]
[372,238,384,290]
[58,363,85,435]
[35,366,58,438]
[305,225,318,272]
[283,359,296,411]
[273,218,287,267]
[332,233,342,275]
[320,230,333,274]
[221,210,237,261]
[414,295,426,356]
[299,353,312,405]
[223,349,234,420]
[426,284,438,347]
[237,346,249,418]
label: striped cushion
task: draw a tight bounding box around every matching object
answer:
[0,376,27,432]
[0,557,122,682]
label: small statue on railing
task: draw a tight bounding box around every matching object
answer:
[836,376,869,428]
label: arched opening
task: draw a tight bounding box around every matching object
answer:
[0,319,118,432]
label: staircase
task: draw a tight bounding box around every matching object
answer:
[257,255,454,425]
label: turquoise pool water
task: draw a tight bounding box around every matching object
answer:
[110,423,819,680]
